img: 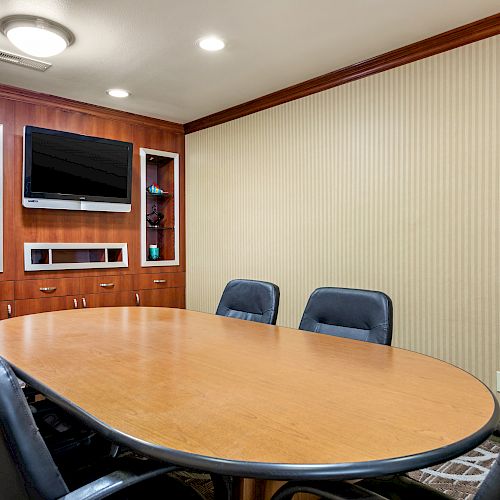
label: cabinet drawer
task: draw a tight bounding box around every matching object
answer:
[0,281,14,301]
[80,275,135,294]
[14,297,78,317]
[0,301,14,320]
[80,292,137,308]
[136,288,185,308]
[134,273,185,290]
[15,278,80,300]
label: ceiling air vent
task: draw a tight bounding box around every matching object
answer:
[0,49,51,71]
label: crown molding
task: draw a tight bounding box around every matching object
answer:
[184,12,500,134]
[0,83,184,134]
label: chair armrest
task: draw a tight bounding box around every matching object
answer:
[271,480,389,500]
[59,466,176,500]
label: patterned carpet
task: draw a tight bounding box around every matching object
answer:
[176,436,499,499]
[408,437,499,499]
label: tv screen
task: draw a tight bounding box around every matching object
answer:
[23,126,132,211]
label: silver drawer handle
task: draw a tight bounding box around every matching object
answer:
[40,287,57,292]
[7,304,12,318]
[153,279,166,284]
[82,297,87,308]
[73,298,78,309]
[99,283,115,288]
[135,293,140,306]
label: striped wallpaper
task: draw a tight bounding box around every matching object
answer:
[186,35,500,395]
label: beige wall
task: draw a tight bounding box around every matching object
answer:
[186,36,500,394]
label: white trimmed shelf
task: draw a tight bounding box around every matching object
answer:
[24,243,128,271]
[140,148,180,267]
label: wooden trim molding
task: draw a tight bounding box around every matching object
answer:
[0,83,183,134]
[184,12,500,134]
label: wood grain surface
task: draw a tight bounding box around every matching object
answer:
[0,307,495,475]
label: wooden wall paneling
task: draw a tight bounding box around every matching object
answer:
[0,85,185,317]
[0,98,16,281]
[0,83,183,134]
[177,131,186,273]
[14,101,138,280]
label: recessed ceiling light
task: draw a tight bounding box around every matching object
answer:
[106,89,130,98]
[0,15,74,58]
[198,36,225,52]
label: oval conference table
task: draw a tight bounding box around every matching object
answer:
[0,307,497,498]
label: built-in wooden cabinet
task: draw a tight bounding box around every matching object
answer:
[14,296,78,317]
[4,272,185,317]
[0,301,13,319]
[80,275,135,295]
[80,291,137,309]
[0,281,14,301]
[14,278,80,300]
[134,272,185,291]
[137,288,185,309]
[0,90,185,320]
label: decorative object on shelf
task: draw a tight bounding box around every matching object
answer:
[147,182,165,195]
[149,244,160,261]
[146,202,164,227]
[140,148,180,267]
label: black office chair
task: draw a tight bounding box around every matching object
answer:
[299,287,393,345]
[270,453,500,499]
[0,356,202,500]
[216,279,280,325]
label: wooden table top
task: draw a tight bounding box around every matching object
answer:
[0,307,496,480]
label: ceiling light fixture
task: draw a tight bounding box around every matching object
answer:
[0,15,74,58]
[198,36,225,52]
[106,89,130,98]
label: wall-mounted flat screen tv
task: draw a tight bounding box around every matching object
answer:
[23,126,133,212]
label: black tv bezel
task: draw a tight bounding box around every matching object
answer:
[24,126,133,204]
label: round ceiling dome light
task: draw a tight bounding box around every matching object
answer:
[198,36,225,52]
[106,89,130,98]
[0,15,74,58]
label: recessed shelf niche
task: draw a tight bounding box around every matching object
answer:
[140,148,180,267]
[24,243,128,271]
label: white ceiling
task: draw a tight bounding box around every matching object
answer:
[0,0,498,124]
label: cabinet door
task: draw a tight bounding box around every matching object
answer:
[81,292,137,309]
[136,288,185,309]
[14,296,78,317]
[0,282,14,301]
[0,301,13,319]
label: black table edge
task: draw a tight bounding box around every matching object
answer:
[11,362,499,481]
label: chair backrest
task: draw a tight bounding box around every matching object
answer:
[0,357,69,500]
[475,450,500,500]
[216,279,280,325]
[299,287,393,345]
